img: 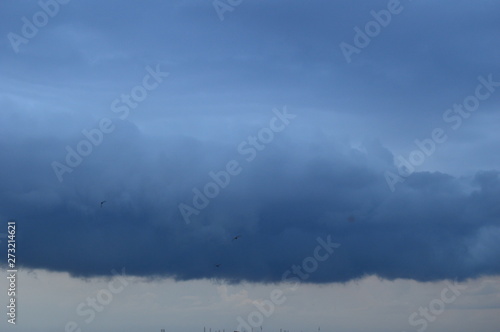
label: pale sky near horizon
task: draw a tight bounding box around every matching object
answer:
[1,0,500,331]
[1,269,500,332]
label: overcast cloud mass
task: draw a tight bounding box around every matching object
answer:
[1,0,499,287]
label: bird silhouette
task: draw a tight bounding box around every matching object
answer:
[215,264,221,268]
[232,235,241,241]
[100,201,107,208]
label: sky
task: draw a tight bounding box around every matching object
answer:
[0,0,499,331]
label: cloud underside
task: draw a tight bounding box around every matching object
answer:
[1,122,499,284]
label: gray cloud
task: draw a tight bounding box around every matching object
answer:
[1,0,499,285]
[1,114,499,283]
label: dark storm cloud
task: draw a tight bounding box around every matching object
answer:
[0,0,499,284]
[1,116,499,283]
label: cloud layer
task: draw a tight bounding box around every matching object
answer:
[1,0,499,284]
[1,111,499,283]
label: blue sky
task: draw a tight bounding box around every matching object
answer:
[0,0,499,331]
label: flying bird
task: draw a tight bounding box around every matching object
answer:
[232,235,241,241]
[215,264,221,268]
[100,201,107,208]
